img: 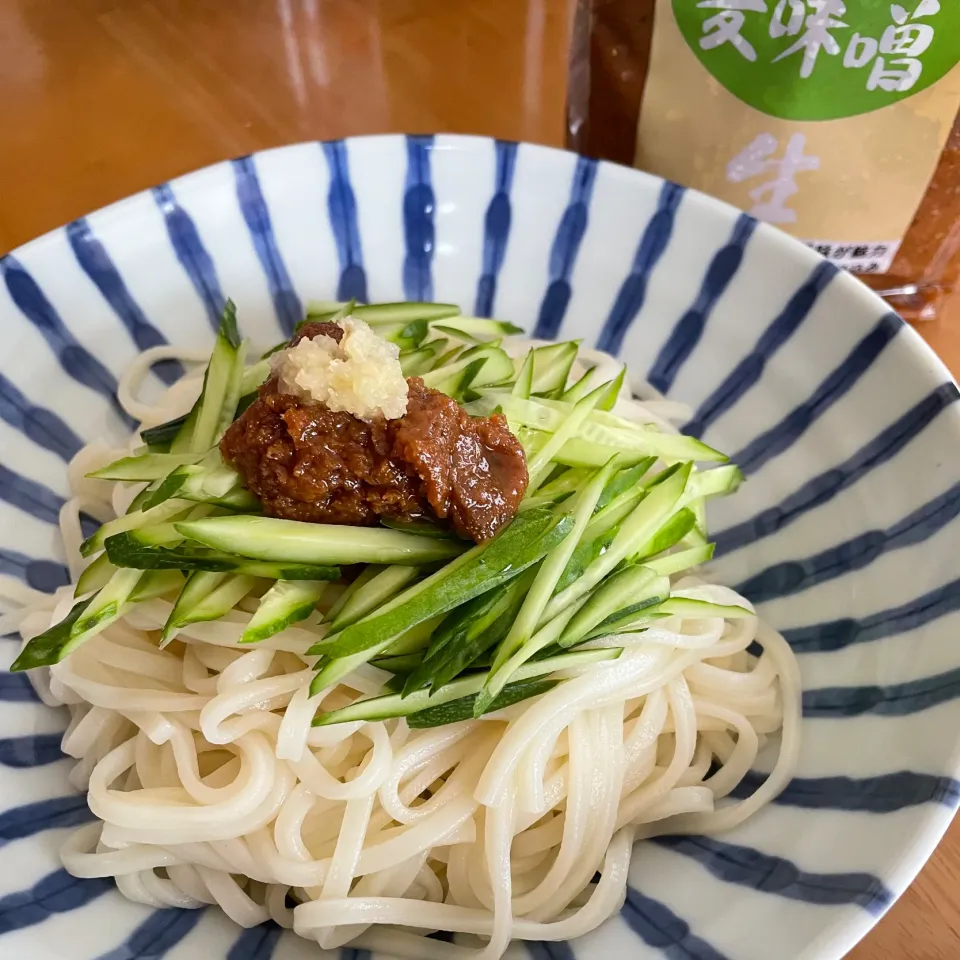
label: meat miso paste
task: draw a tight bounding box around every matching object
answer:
[221,319,528,542]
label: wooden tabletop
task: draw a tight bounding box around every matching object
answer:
[1,1,958,955]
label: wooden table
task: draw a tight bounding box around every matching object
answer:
[1,1,958,956]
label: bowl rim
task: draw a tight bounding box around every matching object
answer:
[3,131,959,960]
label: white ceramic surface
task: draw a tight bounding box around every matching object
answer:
[1,134,959,960]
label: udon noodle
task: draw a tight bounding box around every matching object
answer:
[0,340,801,959]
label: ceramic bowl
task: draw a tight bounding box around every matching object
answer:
[2,134,959,960]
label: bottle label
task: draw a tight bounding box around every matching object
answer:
[636,0,960,273]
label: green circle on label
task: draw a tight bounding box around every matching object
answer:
[674,0,960,121]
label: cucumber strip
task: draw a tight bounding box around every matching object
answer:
[583,604,670,641]
[431,324,486,345]
[429,357,487,402]
[309,508,573,659]
[168,401,200,455]
[688,464,744,499]
[80,498,194,558]
[474,599,586,713]
[557,566,665,647]
[310,615,444,693]
[597,366,627,411]
[421,346,515,391]
[176,516,465,566]
[561,366,601,404]
[630,507,697,561]
[429,316,523,338]
[240,580,330,644]
[313,647,621,725]
[403,572,532,696]
[184,301,246,453]
[382,615,443,657]
[554,527,616,594]
[11,598,94,671]
[331,565,421,631]
[658,597,754,619]
[533,467,591,504]
[379,518,454,539]
[506,396,727,463]
[594,459,657,513]
[165,573,259,641]
[528,341,580,396]
[104,531,340,581]
[75,553,117,597]
[143,359,269,451]
[489,459,616,678]
[645,542,715,578]
[525,384,608,492]
[87,451,207,482]
[512,350,535,399]
[128,570,185,603]
[370,653,422,675]
[309,643,392,694]
[409,678,559,728]
[399,342,443,377]
[430,343,464,371]
[162,571,227,640]
[216,340,250,440]
[306,301,461,324]
[541,463,691,623]
[71,568,143,638]
[374,319,428,351]
[542,435,654,470]
[324,566,381,623]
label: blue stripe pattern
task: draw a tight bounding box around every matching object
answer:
[0,255,133,427]
[0,548,69,591]
[97,908,202,960]
[475,140,519,317]
[715,382,960,556]
[152,183,224,330]
[782,576,960,654]
[321,141,368,303]
[0,796,94,845]
[0,672,42,703]
[66,219,182,385]
[729,770,960,811]
[684,260,838,439]
[0,869,111,934]
[233,156,302,336]
[0,371,83,461]
[402,135,436,302]
[228,923,281,960]
[804,664,960,718]
[737,483,960,604]
[0,465,64,525]
[647,214,757,394]
[0,733,64,768]
[596,181,684,356]
[621,887,729,960]
[655,836,893,914]
[527,942,577,960]
[533,156,598,340]
[733,312,901,475]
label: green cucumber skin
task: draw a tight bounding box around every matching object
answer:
[313,510,573,659]
[175,516,465,566]
[407,678,559,728]
[241,580,329,645]
[11,599,93,671]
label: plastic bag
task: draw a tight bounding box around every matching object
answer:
[567,0,960,321]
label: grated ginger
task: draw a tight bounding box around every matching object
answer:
[270,317,409,420]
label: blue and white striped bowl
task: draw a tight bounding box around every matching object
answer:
[2,134,959,960]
